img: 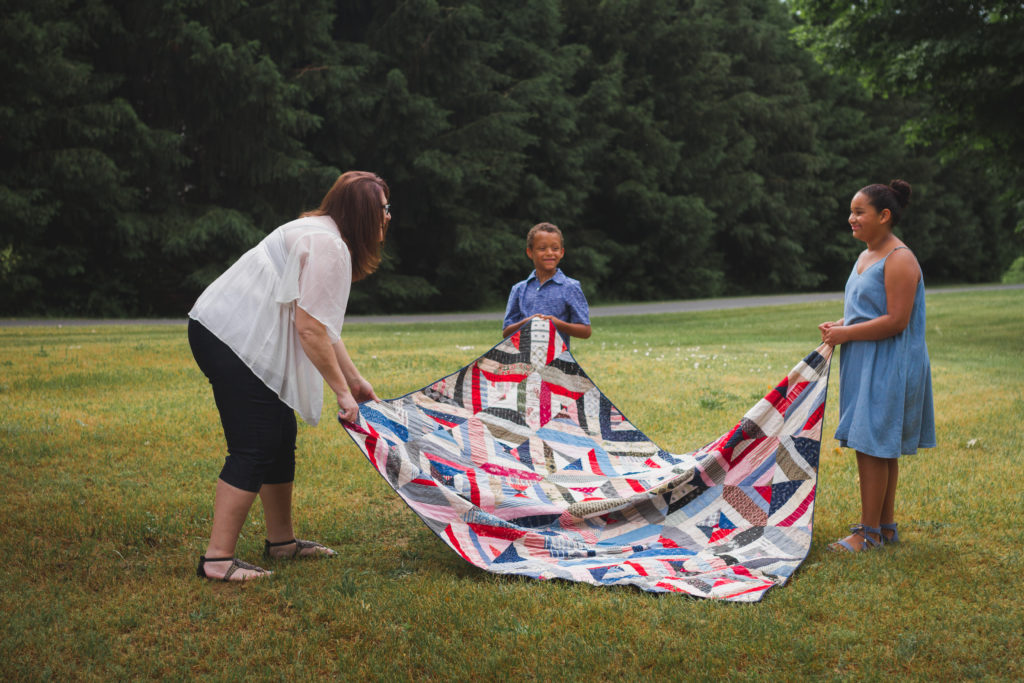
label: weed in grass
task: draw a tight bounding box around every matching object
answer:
[896,631,925,663]
[698,390,727,410]
[332,569,371,597]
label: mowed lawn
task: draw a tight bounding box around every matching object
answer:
[1,289,1022,680]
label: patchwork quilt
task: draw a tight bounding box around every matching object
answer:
[342,319,831,602]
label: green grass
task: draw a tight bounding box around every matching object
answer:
[1,290,1022,680]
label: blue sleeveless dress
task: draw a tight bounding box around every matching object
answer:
[835,247,936,458]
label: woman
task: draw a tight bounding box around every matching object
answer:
[189,171,390,580]
[818,179,936,552]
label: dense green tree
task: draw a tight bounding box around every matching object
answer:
[1,0,1017,316]
[565,0,871,298]
[563,0,717,300]
[316,0,607,312]
[790,0,1023,276]
[0,0,340,314]
[790,1,1024,173]
[0,0,173,313]
[101,0,343,313]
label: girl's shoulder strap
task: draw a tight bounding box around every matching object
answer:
[883,244,922,284]
[883,244,914,263]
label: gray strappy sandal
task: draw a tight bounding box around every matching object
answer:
[263,538,337,559]
[197,555,272,581]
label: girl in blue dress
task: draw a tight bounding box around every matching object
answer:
[818,179,936,552]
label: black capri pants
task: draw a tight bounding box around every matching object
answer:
[188,318,297,492]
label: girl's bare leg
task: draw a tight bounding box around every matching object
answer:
[880,459,899,541]
[833,452,888,550]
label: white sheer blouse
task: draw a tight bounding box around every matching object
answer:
[189,215,351,425]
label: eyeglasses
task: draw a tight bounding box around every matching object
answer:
[383,203,391,215]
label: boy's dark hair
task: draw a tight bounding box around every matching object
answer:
[526,222,563,248]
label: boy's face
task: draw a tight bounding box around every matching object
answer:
[527,231,564,276]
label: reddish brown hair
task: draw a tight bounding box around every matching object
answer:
[303,171,390,281]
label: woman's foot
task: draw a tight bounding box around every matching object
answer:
[880,522,899,544]
[196,556,272,581]
[264,538,337,559]
[827,524,882,552]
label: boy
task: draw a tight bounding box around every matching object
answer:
[502,222,591,345]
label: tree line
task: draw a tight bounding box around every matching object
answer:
[2,0,1020,316]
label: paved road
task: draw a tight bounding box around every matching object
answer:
[2,283,1020,327]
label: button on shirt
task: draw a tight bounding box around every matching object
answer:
[503,268,590,347]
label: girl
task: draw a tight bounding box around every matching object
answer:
[819,179,936,552]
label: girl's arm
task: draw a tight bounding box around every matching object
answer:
[822,250,919,346]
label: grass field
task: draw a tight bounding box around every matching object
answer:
[1,290,1022,680]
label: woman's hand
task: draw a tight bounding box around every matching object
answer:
[348,377,379,403]
[337,390,359,423]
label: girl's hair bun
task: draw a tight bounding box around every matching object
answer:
[889,179,912,209]
[858,179,913,225]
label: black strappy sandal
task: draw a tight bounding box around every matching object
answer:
[263,538,337,559]
[196,555,271,581]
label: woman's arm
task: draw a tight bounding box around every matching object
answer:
[332,338,378,403]
[294,306,359,421]
[822,250,919,346]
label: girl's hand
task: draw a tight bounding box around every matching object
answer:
[821,324,848,347]
[817,319,843,343]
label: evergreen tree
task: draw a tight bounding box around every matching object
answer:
[2,0,1016,316]
[104,0,341,313]
[791,0,1024,181]
[0,0,341,314]
[791,0,1023,279]
[565,0,852,298]
[0,0,173,314]
[323,0,597,312]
